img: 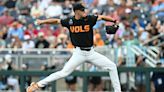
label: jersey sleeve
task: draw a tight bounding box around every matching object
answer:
[60,18,69,28]
[89,15,98,26]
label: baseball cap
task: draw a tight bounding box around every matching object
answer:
[24,35,30,40]
[73,3,85,11]
[38,32,44,37]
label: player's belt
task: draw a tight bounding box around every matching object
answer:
[80,47,92,51]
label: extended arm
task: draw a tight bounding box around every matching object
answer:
[97,15,116,23]
[98,15,119,34]
[36,18,61,25]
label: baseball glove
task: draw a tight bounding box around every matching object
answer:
[106,24,119,34]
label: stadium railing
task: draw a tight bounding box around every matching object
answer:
[0,46,163,92]
[0,46,159,68]
[0,67,164,92]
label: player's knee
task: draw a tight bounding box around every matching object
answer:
[111,62,117,69]
[105,62,117,71]
[112,63,117,69]
[60,70,71,77]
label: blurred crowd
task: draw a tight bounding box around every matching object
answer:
[0,0,164,92]
[0,0,163,50]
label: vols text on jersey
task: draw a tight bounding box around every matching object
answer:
[70,25,90,33]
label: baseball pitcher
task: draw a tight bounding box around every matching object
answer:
[27,2,121,92]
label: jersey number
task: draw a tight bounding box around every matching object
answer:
[70,25,90,33]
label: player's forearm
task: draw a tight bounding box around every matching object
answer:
[37,18,60,25]
[98,15,116,23]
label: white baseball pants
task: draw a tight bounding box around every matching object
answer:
[37,47,121,92]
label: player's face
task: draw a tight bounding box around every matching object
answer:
[77,9,87,18]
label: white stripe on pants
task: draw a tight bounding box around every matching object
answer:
[37,47,121,92]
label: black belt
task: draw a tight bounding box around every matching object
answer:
[79,47,92,51]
